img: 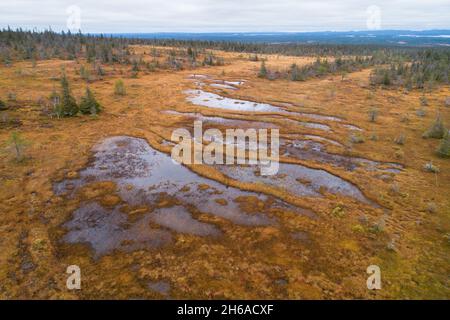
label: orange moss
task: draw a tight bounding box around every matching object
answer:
[0,47,449,299]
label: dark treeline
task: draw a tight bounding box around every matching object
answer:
[123,36,449,59]
[120,37,450,66]
[0,28,132,64]
[0,28,225,69]
[3,28,449,62]
[370,50,450,89]
[1,28,450,88]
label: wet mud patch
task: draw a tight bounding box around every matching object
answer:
[168,108,331,132]
[55,136,314,258]
[63,202,173,259]
[282,139,404,173]
[152,205,221,237]
[163,110,277,129]
[291,231,312,244]
[147,280,171,297]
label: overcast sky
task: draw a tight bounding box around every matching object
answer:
[1,0,449,33]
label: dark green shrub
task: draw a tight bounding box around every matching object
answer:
[436,130,450,158]
[423,113,445,139]
[79,87,102,115]
[6,131,30,161]
[290,63,304,81]
[258,61,267,78]
[114,79,126,96]
[79,65,91,81]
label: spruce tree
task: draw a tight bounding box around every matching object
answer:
[79,87,102,115]
[59,74,78,116]
[382,71,391,86]
[258,61,267,78]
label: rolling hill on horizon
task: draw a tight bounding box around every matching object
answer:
[111,30,450,46]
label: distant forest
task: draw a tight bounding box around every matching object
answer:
[1,28,449,89]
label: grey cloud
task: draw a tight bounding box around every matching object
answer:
[0,0,449,32]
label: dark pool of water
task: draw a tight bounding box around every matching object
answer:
[184,90,341,128]
[216,161,374,205]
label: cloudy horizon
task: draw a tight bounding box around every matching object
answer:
[1,0,450,33]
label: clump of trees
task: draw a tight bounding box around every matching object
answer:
[257,57,375,81]
[52,74,101,117]
[0,28,131,63]
[370,50,450,89]
[166,55,183,70]
[0,29,218,73]
[202,52,224,66]
[295,57,373,80]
